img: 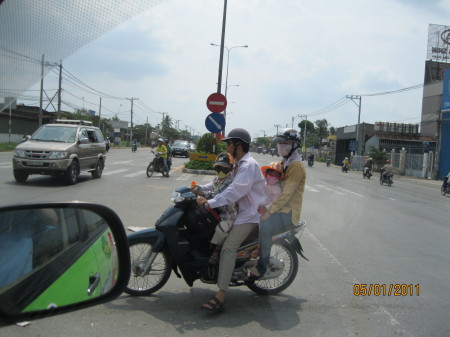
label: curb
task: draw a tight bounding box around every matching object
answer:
[182,167,216,175]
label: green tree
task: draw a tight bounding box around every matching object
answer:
[196,133,225,154]
[368,146,387,169]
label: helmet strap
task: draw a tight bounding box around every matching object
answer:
[283,143,299,159]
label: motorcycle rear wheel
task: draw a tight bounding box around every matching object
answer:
[245,242,298,295]
[146,162,155,177]
[124,240,172,296]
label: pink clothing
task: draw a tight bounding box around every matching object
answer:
[264,182,282,209]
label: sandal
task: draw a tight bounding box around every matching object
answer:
[201,296,224,312]
[208,246,221,264]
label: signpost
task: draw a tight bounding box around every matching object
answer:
[206,93,227,113]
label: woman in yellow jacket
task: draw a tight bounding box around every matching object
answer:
[249,128,306,278]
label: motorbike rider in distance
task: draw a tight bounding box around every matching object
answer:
[155,138,169,174]
[381,159,394,182]
[363,157,373,178]
[342,157,350,172]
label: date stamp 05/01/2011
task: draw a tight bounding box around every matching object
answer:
[353,284,420,296]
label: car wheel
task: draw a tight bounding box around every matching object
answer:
[64,161,79,185]
[13,169,29,183]
[91,158,104,179]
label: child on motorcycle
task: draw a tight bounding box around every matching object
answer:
[252,162,284,259]
[191,152,237,264]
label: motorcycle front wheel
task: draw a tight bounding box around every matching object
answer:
[246,242,298,295]
[146,162,155,177]
[124,240,172,296]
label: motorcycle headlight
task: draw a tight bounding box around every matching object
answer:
[14,150,26,158]
[49,151,68,159]
[170,191,184,203]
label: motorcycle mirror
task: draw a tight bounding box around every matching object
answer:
[0,202,130,324]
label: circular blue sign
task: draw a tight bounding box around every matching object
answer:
[205,113,226,133]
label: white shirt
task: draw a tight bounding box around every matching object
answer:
[208,152,265,225]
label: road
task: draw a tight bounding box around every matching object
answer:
[0,149,449,337]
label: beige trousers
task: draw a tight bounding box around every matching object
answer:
[217,222,257,291]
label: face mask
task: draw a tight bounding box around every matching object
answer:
[217,171,229,179]
[277,143,292,157]
[266,175,280,185]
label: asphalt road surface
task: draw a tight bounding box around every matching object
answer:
[0,148,448,337]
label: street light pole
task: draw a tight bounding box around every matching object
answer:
[211,43,248,135]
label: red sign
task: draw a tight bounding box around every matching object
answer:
[206,93,227,113]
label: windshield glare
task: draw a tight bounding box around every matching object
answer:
[31,126,77,143]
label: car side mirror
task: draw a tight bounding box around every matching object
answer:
[0,203,130,324]
[78,137,89,144]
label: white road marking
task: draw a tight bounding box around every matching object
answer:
[110,160,132,164]
[124,171,145,177]
[305,185,319,192]
[337,186,364,197]
[317,184,344,195]
[103,169,129,176]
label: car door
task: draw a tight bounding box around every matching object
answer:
[77,128,91,170]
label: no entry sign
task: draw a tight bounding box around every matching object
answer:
[206,93,227,113]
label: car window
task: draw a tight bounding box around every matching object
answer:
[94,129,104,143]
[31,126,77,143]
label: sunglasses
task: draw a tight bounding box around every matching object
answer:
[215,166,231,174]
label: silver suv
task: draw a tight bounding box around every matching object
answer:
[13,120,106,185]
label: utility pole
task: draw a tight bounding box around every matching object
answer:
[39,54,44,127]
[98,97,102,129]
[347,95,362,155]
[274,124,281,135]
[298,115,308,152]
[57,61,62,119]
[127,97,138,142]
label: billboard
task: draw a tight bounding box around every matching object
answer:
[427,24,450,63]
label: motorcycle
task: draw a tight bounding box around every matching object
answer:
[124,186,308,296]
[379,169,393,186]
[146,150,169,177]
[363,167,372,179]
[342,164,349,173]
[105,143,110,153]
[308,159,314,167]
[132,142,137,152]
[326,158,331,167]
[441,178,450,196]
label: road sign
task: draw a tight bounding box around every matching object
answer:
[206,93,227,113]
[205,113,225,133]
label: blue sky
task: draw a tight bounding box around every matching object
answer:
[22,0,450,139]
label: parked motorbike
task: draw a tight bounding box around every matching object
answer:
[146,150,169,177]
[342,164,349,173]
[363,167,372,179]
[124,186,308,296]
[441,178,450,196]
[379,169,393,186]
